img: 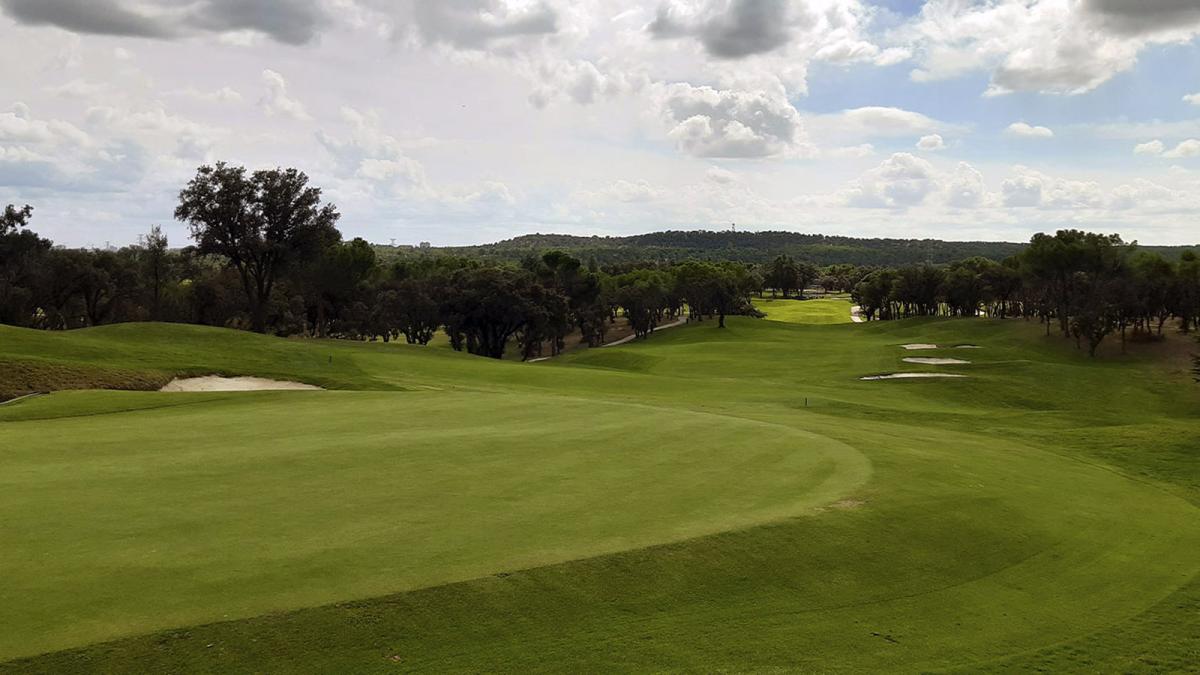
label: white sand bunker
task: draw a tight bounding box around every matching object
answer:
[161,376,322,392]
[902,357,971,365]
[955,344,982,349]
[860,373,967,381]
[901,343,939,350]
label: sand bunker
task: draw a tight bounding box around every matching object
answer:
[901,343,939,350]
[860,373,967,381]
[902,357,971,365]
[161,376,322,392]
[955,344,982,349]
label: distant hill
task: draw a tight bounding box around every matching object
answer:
[377,230,1198,267]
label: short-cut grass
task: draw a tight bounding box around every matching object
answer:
[754,296,854,324]
[0,316,1197,672]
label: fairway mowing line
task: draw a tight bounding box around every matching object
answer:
[715,543,1056,623]
[490,389,875,519]
[5,483,892,667]
[0,395,872,664]
[4,509,1064,670]
[0,395,246,422]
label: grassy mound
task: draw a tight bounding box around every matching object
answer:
[1,318,1197,672]
[0,358,170,401]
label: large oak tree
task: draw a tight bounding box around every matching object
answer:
[174,163,340,332]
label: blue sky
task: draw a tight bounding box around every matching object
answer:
[2,0,1200,247]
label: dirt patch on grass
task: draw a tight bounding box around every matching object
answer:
[0,358,170,401]
[160,376,322,392]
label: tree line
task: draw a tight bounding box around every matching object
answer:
[849,230,1200,356]
[1,164,761,360]
[4,164,1198,366]
[417,229,1196,268]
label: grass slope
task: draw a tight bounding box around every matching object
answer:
[1,317,1198,672]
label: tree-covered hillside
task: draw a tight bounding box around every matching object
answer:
[381,230,1195,267]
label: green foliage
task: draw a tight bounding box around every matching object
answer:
[9,184,1200,364]
[174,163,342,332]
[385,230,1196,268]
[613,267,673,338]
[0,205,52,327]
[406,230,1035,266]
[845,230,1200,357]
[763,254,811,297]
[0,203,33,234]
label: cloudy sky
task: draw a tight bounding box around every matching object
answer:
[3,0,1200,247]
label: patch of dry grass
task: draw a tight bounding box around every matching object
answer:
[0,358,170,401]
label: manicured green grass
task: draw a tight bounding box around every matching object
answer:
[754,296,854,324]
[0,317,1197,672]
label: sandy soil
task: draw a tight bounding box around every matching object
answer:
[161,376,322,392]
[901,343,939,350]
[902,357,971,365]
[860,373,968,381]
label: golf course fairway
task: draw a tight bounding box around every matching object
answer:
[754,296,855,324]
[1,317,1197,672]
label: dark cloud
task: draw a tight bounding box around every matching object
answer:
[0,0,174,38]
[0,0,326,44]
[188,0,325,45]
[649,0,795,59]
[1085,0,1200,35]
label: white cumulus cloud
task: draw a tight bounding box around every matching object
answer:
[1006,122,1054,139]
[655,81,810,158]
[1134,139,1165,155]
[1163,139,1200,158]
[843,152,938,209]
[916,134,945,151]
[259,69,310,121]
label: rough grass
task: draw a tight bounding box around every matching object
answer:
[1,317,1198,672]
[0,357,170,401]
